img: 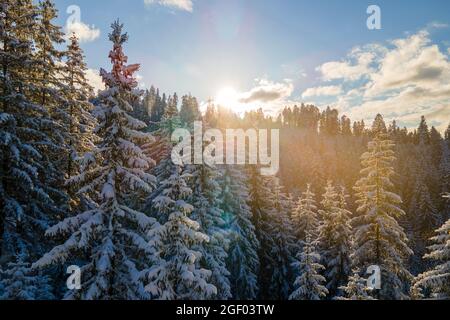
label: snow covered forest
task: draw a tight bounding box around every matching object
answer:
[0,0,449,300]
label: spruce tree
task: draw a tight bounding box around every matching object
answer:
[413,202,450,299]
[0,0,60,299]
[292,184,319,244]
[267,178,296,300]
[219,166,259,300]
[247,165,277,299]
[320,185,353,298]
[352,114,412,300]
[289,234,328,300]
[187,163,231,299]
[146,163,216,300]
[33,21,157,300]
[62,33,97,180]
[337,269,375,300]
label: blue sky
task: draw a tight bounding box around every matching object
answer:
[55,0,450,131]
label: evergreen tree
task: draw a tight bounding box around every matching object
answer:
[0,0,62,299]
[0,253,54,300]
[353,114,412,300]
[320,185,353,298]
[33,0,71,188]
[267,179,296,300]
[247,165,277,299]
[291,184,319,244]
[317,181,339,263]
[219,166,259,300]
[146,163,216,300]
[180,94,201,127]
[187,164,231,299]
[417,116,430,145]
[289,234,328,300]
[33,21,156,300]
[62,33,97,202]
[413,204,450,299]
[439,142,450,221]
[408,172,440,274]
[337,269,375,300]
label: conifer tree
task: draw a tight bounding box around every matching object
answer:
[267,178,296,300]
[146,164,216,300]
[352,114,412,300]
[317,181,339,262]
[187,163,231,299]
[413,202,450,299]
[62,33,97,180]
[337,269,375,300]
[289,234,328,300]
[247,165,277,299]
[320,185,353,298]
[219,166,259,300]
[33,21,157,300]
[32,0,71,189]
[180,94,201,127]
[291,184,319,244]
[0,0,61,299]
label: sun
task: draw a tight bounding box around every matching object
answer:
[215,86,240,109]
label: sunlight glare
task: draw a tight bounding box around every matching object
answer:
[215,86,241,111]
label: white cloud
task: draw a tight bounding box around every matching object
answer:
[311,28,450,132]
[144,0,193,12]
[85,69,105,93]
[302,85,342,98]
[317,47,379,81]
[426,22,449,31]
[65,21,100,43]
[365,31,450,97]
[239,79,294,104]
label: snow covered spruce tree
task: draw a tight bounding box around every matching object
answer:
[146,163,216,300]
[318,183,353,298]
[440,144,450,221]
[292,184,319,245]
[143,106,177,223]
[219,165,259,300]
[337,269,375,300]
[408,171,440,274]
[61,33,97,181]
[412,198,450,299]
[143,91,181,172]
[0,0,61,299]
[246,165,279,299]
[187,163,231,299]
[352,114,412,300]
[33,21,157,300]
[317,181,339,266]
[289,234,328,300]
[267,178,296,300]
[32,0,71,197]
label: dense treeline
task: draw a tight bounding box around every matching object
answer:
[1,0,449,300]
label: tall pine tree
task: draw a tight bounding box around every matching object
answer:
[352,114,412,300]
[33,21,157,300]
[219,165,259,300]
